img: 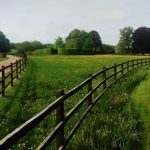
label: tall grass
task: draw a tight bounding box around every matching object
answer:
[67,67,148,150]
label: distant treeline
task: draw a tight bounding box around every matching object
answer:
[1,26,150,55]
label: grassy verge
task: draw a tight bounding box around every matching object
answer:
[0,56,8,62]
[130,67,150,149]
[0,55,149,149]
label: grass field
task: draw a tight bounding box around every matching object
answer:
[131,69,150,149]
[0,55,149,149]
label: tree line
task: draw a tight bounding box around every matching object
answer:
[1,26,150,55]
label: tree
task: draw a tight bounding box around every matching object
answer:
[17,41,32,52]
[89,31,102,53]
[102,44,115,54]
[31,41,43,50]
[55,37,64,48]
[83,38,94,50]
[116,27,134,54]
[0,31,10,53]
[65,29,94,51]
[132,27,150,54]
[17,41,44,52]
[65,29,84,50]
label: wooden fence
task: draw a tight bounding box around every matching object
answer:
[0,55,27,96]
[0,57,150,150]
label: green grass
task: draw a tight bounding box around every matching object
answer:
[0,56,8,62]
[0,55,149,149]
[130,68,150,149]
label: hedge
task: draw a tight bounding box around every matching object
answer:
[58,48,93,55]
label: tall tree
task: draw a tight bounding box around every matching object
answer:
[116,27,134,54]
[65,29,93,50]
[133,27,150,54]
[89,31,102,53]
[0,31,10,53]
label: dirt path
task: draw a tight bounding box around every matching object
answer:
[0,55,20,69]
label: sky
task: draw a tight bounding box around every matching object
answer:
[0,0,150,45]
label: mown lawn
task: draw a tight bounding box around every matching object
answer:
[0,54,149,149]
[131,69,150,149]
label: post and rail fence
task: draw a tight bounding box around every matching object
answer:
[0,57,150,150]
[0,54,27,96]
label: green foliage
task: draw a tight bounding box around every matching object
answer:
[17,41,32,52]
[0,31,10,53]
[31,41,43,50]
[16,41,43,52]
[116,27,134,54]
[89,30,102,53]
[10,43,17,49]
[65,29,94,54]
[32,47,58,55]
[83,38,94,50]
[54,36,64,49]
[102,44,115,54]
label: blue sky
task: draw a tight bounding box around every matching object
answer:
[0,0,149,44]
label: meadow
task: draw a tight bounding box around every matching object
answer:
[0,54,149,149]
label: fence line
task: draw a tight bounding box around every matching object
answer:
[0,55,27,96]
[0,57,150,150]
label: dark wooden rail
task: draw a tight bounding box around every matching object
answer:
[0,57,149,150]
[0,55,27,96]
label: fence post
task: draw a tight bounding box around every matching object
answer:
[87,74,93,105]
[102,67,107,90]
[121,62,123,75]
[10,63,13,86]
[127,61,129,72]
[114,64,117,80]
[145,58,147,66]
[16,60,18,79]
[20,59,22,75]
[56,89,65,149]
[141,59,142,66]
[137,59,138,67]
[25,55,27,66]
[2,66,5,96]
[132,60,134,69]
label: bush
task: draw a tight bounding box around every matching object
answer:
[58,48,93,55]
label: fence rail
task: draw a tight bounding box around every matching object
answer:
[0,55,27,96]
[0,57,150,150]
